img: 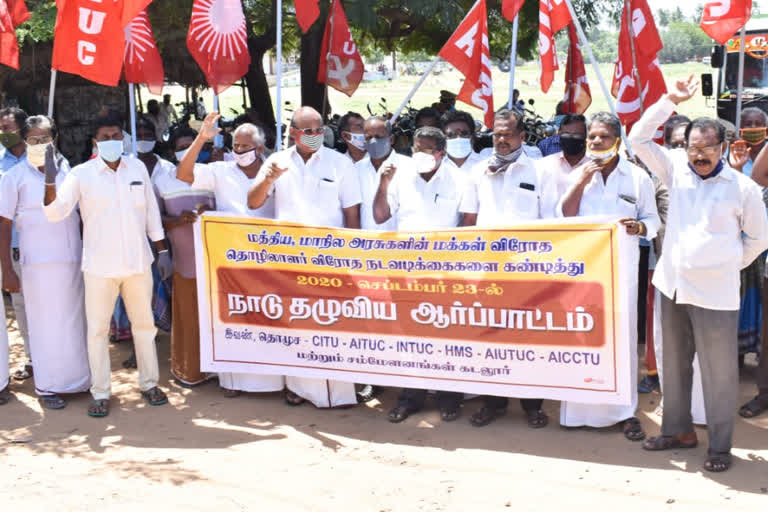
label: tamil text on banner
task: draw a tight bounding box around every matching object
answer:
[194,215,636,405]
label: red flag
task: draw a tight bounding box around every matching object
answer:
[124,10,164,94]
[612,0,666,141]
[317,0,364,97]
[502,0,524,22]
[438,0,494,129]
[700,0,752,45]
[562,23,591,114]
[187,0,251,95]
[0,0,30,69]
[295,0,320,33]
[539,0,571,93]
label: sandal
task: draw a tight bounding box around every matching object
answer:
[704,452,732,473]
[469,406,506,427]
[122,353,137,369]
[621,417,646,441]
[439,405,460,422]
[222,388,241,398]
[12,365,33,380]
[738,395,768,418]
[87,399,110,417]
[40,395,67,410]
[642,432,698,451]
[284,390,306,406]
[141,386,168,406]
[526,409,549,429]
[387,405,416,423]
[0,385,10,405]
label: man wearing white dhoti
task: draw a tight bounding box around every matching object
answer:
[176,114,285,397]
[43,110,172,417]
[249,106,362,408]
[0,116,90,409]
[557,112,660,441]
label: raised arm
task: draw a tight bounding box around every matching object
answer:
[176,112,220,184]
[372,163,397,224]
[43,145,81,222]
[741,182,768,269]
[750,141,768,186]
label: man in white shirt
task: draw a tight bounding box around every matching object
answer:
[629,76,768,472]
[0,115,90,410]
[459,108,551,429]
[536,114,588,218]
[372,126,466,422]
[355,115,411,231]
[440,110,485,174]
[43,110,173,417]
[557,112,661,442]
[249,106,362,408]
[177,114,284,396]
[338,112,367,164]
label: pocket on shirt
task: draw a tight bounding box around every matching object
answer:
[616,195,637,218]
[316,180,340,206]
[435,196,460,223]
[130,184,146,208]
[504,188,539,220]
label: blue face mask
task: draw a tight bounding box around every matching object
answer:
[96,140,123,163]
[197,150,211,163]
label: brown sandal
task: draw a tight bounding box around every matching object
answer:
[642,432,698,451]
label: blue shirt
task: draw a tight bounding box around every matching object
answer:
[538,135,561,157]
[1,149,25,248]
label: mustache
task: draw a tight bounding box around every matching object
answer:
[693,159,712,166]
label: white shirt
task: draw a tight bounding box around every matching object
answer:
[479,145,542,160]
[629,97,768,310]
[43,155,165,278]
[460,153,549,226]
[536,151,590,218]
[0,159,81,265]
[355,151,411,231]
[190,160,274,218]
[262,146,361,228]
[444,150,486,175]
[387,160,466,231]
[555,156,660,239]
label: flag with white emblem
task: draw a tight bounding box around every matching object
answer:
[124,10,164,94]
[317,0,364,97]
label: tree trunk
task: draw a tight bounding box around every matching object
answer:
[245,0,278,135]
[300,21,328,117]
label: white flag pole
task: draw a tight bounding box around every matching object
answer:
[275,0,283,151]
[47,70,57,118]
[735,27,746,132]
[507,15,519,109]
[563,0,633,157]
[213,93,223,148]
[391,57,441,123]
[128,83,138,156]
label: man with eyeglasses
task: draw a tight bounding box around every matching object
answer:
[42,109,172,418]
[629,75,768,473]
[440,110,485,174]
[249,106,362,409]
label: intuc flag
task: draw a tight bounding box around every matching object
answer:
[562,23,591,114]
[317,0,364,97]
[187,0,251,94]
[124,10,164,94]
[295,0,320,33]
[701,0,752,45]
[438,0,494,129]
[0,0,30,69]
[51,0,151,86]
[539,0,571,93]
[502,0,524,22]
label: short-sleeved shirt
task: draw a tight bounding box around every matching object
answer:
[0,159,81,265]
[355,151,411,231]
[262,146,362,228]
[153,159,215,279]
[387,161,466,231]
[191,160,274,218]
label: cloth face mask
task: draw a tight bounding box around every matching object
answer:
[234,148,259,167]
[96,140,123,163]
[345,132,366,151]
[136,140,156,154]
[26,142,49,168]
[446,137,472,159]
[365,137,391,159]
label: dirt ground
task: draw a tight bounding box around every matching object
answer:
[1,314,767,512]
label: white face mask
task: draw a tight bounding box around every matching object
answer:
[446,137,472,159]
[234,148,259,167]
[345,132,366,151]
[412,151,438,174]
[175,149,187,162]
[96,140,123,163]
[26,142,49,168]
[136,140,156,154]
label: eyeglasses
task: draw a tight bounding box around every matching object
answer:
[293,127,324,136]
[668,142,686,149]
[445,130,472,139]
[685,143,722,156]
[25,135,53,145]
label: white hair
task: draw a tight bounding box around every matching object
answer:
[234,123,265,147]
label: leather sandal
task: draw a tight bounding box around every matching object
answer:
[642,432,698,451]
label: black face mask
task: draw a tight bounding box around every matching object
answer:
[560,135,586,156]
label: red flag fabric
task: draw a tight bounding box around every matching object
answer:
[612,0,666,141]
[124,10,164,94]
[562,23,591,114]
[502,0,524,22]
[539,0,571,93]
[295,0,320,33]
[700,0,752,45]
[0,0,30,69]
[187,0,251,94]
[317,0,364,97]
[438,0,494,129]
